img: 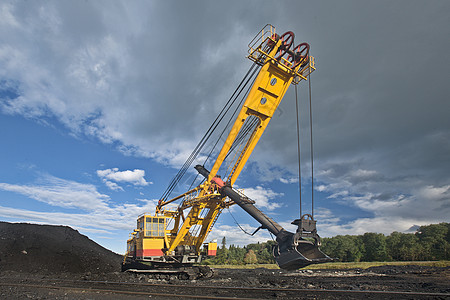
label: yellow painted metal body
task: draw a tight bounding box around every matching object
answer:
[128,25,316,259]
[205,242,217,256]
[127,215,166,258]
[127,211,219,259]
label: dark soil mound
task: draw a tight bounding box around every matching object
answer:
[0,222,122,274]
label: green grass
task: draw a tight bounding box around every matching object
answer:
[208,261,450,270]
[306,260,450,269]
[209,264,279,269]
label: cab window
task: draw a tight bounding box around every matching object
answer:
[145,217,165,237]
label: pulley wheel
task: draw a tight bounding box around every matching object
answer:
[274,31,294,60]
[287,42,310,68]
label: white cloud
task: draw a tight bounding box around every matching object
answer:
[97,168,152,190]
[0,175,159,233]
[417,185,450,201]
[0,3,19,28]
[0,174,110,212]
[104,180,124,192]
[311,156,450,230]
[315,185,327,192]
[305,175,450,239]
[208,223,272,246]
[279,177,298,184]
[239,186,283,211]
[328,190,349,199]
[0,193,157,254]
[316,213,434,238]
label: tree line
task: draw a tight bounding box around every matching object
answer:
[321,222,450,262]
[203,222,449,265]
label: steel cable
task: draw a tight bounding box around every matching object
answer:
[295,84,302,218]
[160,62,259,201]
[308,70,314,217]
[202,64,260,168]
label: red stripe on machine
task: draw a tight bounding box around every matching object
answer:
[136,249,164,257]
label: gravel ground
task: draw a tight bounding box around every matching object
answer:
[1,222,449,299]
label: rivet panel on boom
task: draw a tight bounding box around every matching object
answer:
[123,25,331,278]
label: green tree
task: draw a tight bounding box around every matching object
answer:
[386,232,421,261]
[243,249,258,264]
[212,236,228,264]
[321,235,363,262]
[257,248,273,263]
[361,232,389,261]
[228,244,246,265]
[203,223,449,265]
[221,236,227,250]
[416,223,450,260]
[244,241,276,264]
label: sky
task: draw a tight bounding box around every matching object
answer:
[0,1,449,254]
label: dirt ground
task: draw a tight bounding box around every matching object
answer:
[1,222,449,299]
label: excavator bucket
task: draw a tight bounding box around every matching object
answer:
[274,240,332,271]
[274,215,333,270]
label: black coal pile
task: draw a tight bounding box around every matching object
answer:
[0,222,122,274]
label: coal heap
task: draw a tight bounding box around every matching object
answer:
[0,222,122,274]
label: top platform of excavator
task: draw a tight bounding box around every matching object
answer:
[247,24,315,85]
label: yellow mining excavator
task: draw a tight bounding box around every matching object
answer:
[122,25,331,279]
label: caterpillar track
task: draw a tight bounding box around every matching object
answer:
[122,259,213,280]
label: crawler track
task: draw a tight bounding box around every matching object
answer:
[1,278,449,299]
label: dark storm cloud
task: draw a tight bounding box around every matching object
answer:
[247,2,450,226]
[1,0,449,234]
